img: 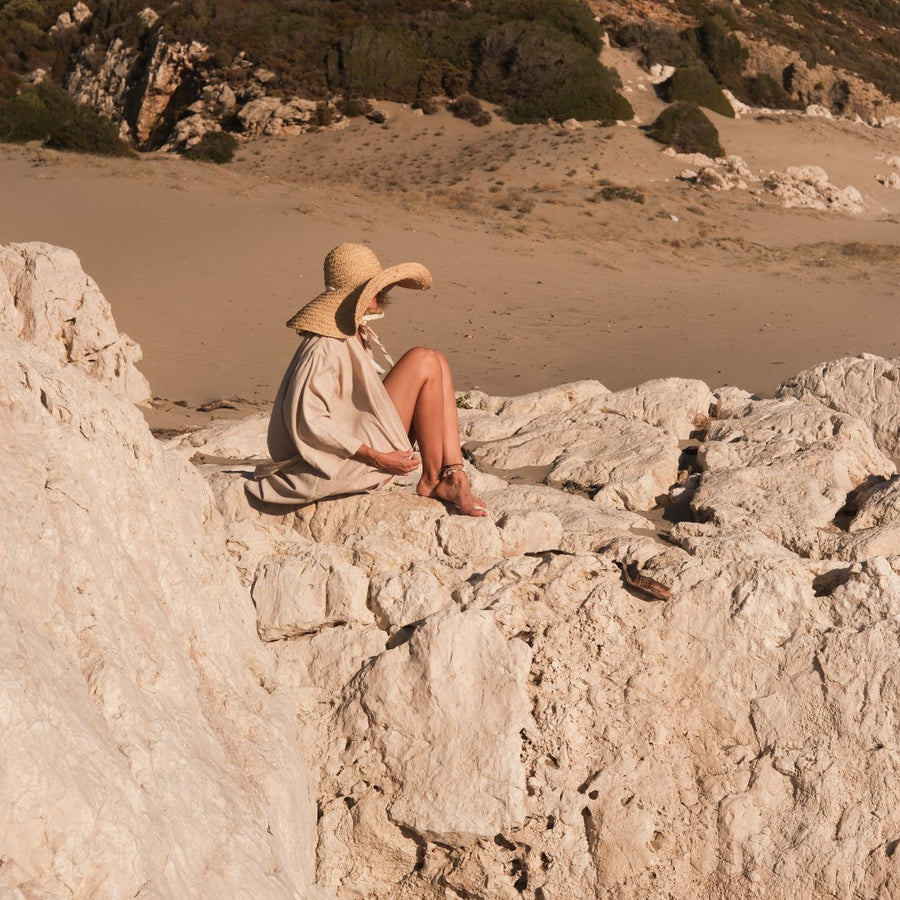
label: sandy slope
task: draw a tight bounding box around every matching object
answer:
[1,57,899,433]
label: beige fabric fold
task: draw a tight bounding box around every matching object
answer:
[245,333,411,507]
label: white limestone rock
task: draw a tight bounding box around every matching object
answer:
[817,522,900,561]
[368,565,457,631]
[252,545,374,641]
[0,242,150,403]
[458,380,609,442]
[49,2,91,33]
[436,514,505,561]
[238,96,319,137]
[691,395,894,552]
[166,410,269,459]
[590,377,715,440]
[471,411,679,511]
[65,37,137,138]
[683,155,758,193]
[462,378,713,511]
[876,171,900,189]
[0,333,317,896]
[777,354,900,458]
[691,464,838,553]
[346,609,531,845]
[763,165,865,213]
[496,508,564,556]
[275,624,386,696]
[849,477,900,530]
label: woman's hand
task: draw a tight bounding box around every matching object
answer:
[374,449,420,475]
[355,444,420,475]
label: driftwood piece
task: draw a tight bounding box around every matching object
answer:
[197,398,238,412]
[614,560,672,602]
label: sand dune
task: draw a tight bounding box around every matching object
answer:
[2,62,899,433]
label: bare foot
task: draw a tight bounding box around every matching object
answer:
[417,470,489,517]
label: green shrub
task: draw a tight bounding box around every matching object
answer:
[314,100,335,126]
[743,72,802,108]
[611,21,699,69]
[184,130,238,163]
[335,24,424,102]
[448,94,492,125]
[413,97,439,115]
[593,184,645,203]
[689,16,748,96]
[646,102,724,157]
[0,82,70,141]
[44,111,135,157]
[475,20,632,124]
[440,62,472,99]
[486,0,604,53]
[448,93,483,119]
[0,82,134,157]
[339,94,371,117]
[658,66,734,117]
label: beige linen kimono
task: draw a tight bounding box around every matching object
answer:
[245,333,412,506]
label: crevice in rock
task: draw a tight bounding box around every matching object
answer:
[380,815,424,872]
[812,566,852,597]
[385,623,417,650]
[833,474,891,530]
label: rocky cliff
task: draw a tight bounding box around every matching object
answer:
[5,243,900,898]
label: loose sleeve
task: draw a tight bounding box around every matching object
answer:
[284,344,366,459]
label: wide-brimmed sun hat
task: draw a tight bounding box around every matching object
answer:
[286,243,432,338]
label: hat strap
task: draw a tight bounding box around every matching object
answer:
[358,322,395,369]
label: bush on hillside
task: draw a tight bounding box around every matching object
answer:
[645,102,724,157]
[184,130,237,163]
[448,94,492,126]
[0,82,134,157]
[743,72,802,108]
[315,100,335,126]
[0,81,71,141]
[486,0,604,53]
[611,20,700,69]
[658,66,734,117]
[687,16,748,97]
[44,111,135,156]
[334,25,425,103]
[592,184,645,203]
[448,94,482,119]
[475,20,632,124]
[412,97,440,115]
[338,93,371,117]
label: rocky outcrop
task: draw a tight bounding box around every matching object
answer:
[777,353,900,458]
[762,165,865,213]
[63,13,331,150]
[746,39,900,126]
[0,242,151,403]
[675,153,866,212]
[66,28,213,149]
[8,244,900,898]
[0,245,318,896]
[50,0,92,35]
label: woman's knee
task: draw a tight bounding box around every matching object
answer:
[398,346,444,374]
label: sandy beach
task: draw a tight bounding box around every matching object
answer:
[2,54,899,433]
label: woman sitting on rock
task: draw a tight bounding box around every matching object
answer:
[246,242,487,517]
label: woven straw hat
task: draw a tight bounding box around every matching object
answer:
[286,243,432,338]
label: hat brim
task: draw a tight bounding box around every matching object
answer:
[287,261,432,338]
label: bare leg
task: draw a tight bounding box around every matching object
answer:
[383,347,487,516]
